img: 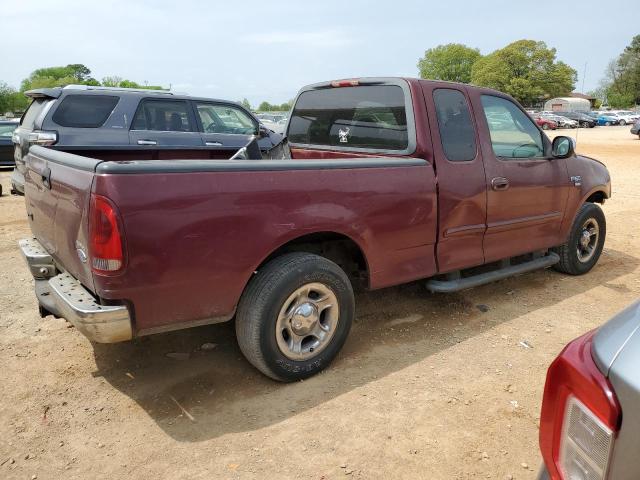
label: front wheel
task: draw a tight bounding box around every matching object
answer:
[553,203,606,275]
[619,120,626,126]
[235,252,354,382]
[580,121,589,128]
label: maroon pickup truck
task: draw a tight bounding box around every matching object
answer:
[19,77,611,381]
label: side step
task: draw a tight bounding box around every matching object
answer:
[426,252,560,293]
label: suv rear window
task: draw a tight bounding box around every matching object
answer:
[52,95,119,128]
[20,98,48,129]
[288,85,408,150]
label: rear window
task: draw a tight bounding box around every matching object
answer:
[288,85,408,150]
[20,98,48,129]
[432,89,476,162]
[52,95,119,128]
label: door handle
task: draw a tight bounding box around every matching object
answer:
[137,139,157,145]
[205,141,223,146]
[491,176,509,191]
[41,166,51,190]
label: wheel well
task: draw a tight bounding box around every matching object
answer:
[257,232,369,288]
[586,191,607,204]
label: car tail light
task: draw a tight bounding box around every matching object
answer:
[331,79,360,87]
[539,331,621,480]
[89,194,125,274]
[27,130,58,145]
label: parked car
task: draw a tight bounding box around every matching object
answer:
[537,300,640,479]
[553,111,597,128]
[541,113,578,129]
[0,118,19,167]
[10,85,283,194]
[18,77,611,382]
[531,114,558,130]
[612,110,640,125]
[596,113,620,126]
[631,119,640,138]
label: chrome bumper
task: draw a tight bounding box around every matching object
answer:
[19,238,133,343]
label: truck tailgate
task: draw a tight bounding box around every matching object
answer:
[24,146,100,292]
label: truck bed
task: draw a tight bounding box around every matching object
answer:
[23,145,437,335]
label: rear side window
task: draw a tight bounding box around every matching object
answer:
[132,99,194,132]
[20,98,48,129]
[52,95,119,128]
[288,85,408,150]
[433,89,476,162]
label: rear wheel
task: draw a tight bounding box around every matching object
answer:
[619,120,626,126]
[605,121,611,126]
[580,121,589,128]
[542,123,549,130]
[235,252,354,382]
[553,203,606,275]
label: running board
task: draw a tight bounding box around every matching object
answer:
[426,252,560,293]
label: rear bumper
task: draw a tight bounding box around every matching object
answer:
[19,237,133,343]
[10,167,25,194]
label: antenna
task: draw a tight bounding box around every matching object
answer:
[575,62,587,147]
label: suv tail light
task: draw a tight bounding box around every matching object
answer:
[27,130,58,145]
[539,331,621,480]
[89,194,125,274]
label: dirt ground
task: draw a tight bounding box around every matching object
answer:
[0,125,638,480]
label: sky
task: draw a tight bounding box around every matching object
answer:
[1,0,637,106]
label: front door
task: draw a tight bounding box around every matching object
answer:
[470,92,570,263]
[193,101,259,150]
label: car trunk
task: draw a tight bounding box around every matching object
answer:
[24,147,101,293]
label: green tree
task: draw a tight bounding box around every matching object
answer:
[20,64,98,91]
[602,35,640,107]
[0,82,29,114]
[101,76,164,90]
[417,43,481,83]
[240,98,252,110]
[258,101,273,111]
[471,40,577,105]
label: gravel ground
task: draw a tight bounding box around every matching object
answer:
[0,125,638,479]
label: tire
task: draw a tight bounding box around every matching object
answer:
[580,121,589,128]
[235,252,354,382]
[553,203,606,275]
[542,123,549,130]
[619,120,626,126]
[605,121,611,126]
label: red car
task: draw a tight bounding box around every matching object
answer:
[18,77,611,381]
[532,114,558,130]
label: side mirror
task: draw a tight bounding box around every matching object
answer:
[258,125,270,138]
[551,136,575,159]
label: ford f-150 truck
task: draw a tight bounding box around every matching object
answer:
[18,77,611,382]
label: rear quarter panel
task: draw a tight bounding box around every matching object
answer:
[93,162,437,332]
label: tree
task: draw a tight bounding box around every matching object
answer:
[20,64,98,91]
[471,40,577,106]
[0,82,29,114]
[240,98,252,110]
[417,43,481,83]
[601,35,640,107]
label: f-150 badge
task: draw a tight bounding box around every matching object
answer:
[338,127,350,143]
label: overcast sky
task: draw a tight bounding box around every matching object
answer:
[2,0,637,105]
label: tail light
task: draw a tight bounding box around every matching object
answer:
[27,130,58,145]
[539,331,621,480]
[89,194,125,274]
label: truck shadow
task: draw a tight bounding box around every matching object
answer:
[92,248,638,442]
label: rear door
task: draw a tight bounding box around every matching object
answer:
[470,92,569,263]
[421,83,487,273]
[193,101,259,150]
[129,99,203,146]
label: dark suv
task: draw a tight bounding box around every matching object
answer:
[11,85,282,194]
[553,111,597,128]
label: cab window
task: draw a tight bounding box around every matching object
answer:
[481,95,544,159]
